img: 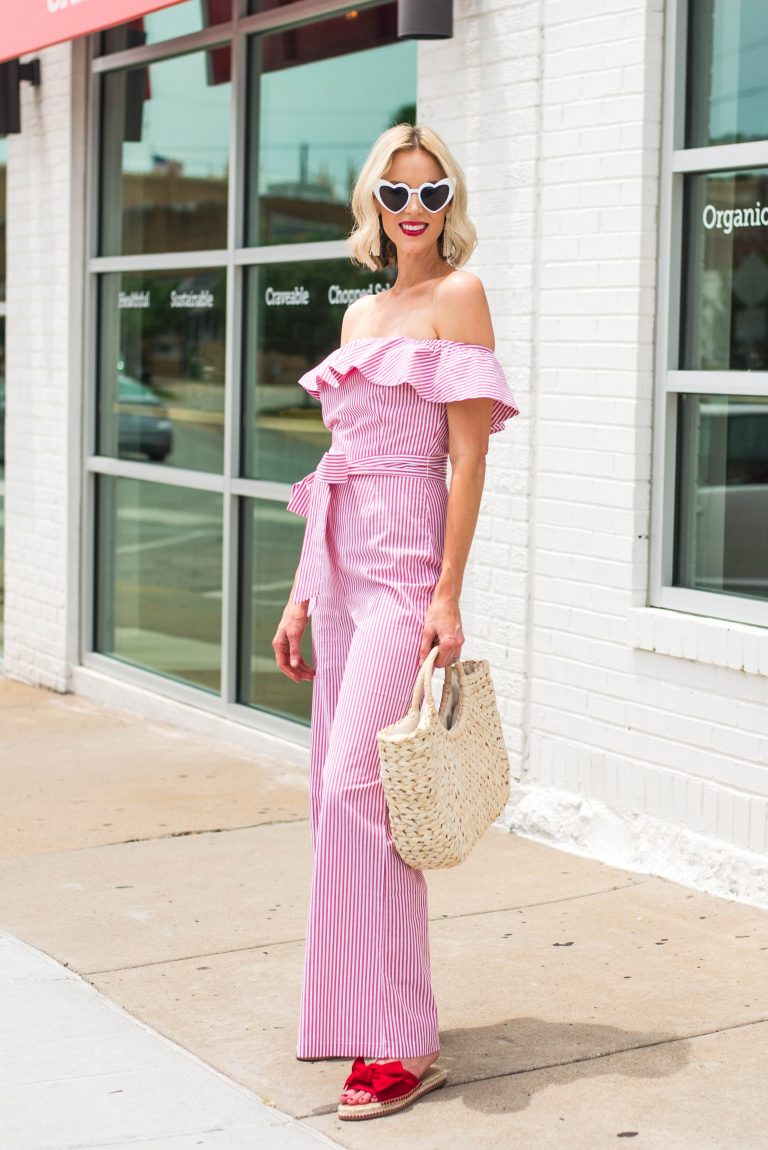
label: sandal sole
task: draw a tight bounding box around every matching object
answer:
[337,1067,448,1121]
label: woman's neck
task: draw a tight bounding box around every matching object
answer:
[389,247,449,294]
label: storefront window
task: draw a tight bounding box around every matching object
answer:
[241,258,393,481]
[238,497,312,721]
[676,395,768,602]
[95,477,223,691]
[655,1,768,625]
[98,268,226,473]
[90,3,417,714]
[246,13,415,245]
[686,0,768,148]
[100,48,231,256]
[681,168,768,370]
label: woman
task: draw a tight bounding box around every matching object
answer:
[272,123,519,1121]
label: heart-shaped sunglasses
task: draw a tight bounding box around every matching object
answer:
[373,177,456,215]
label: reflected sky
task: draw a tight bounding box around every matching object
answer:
[124,5,415,192]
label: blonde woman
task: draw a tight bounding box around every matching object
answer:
[272,123,519,1121]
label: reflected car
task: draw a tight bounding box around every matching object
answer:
[0,374,174,465]
[113,373,173,462]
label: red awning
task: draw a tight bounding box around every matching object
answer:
[0,1,189,65]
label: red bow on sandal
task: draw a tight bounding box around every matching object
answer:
[338,1057,448,1121]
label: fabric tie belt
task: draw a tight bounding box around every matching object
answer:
[287,449,448,604]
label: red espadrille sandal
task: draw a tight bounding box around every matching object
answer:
[337,1058,448,1121]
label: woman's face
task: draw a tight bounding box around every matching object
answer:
[376,147,450,260]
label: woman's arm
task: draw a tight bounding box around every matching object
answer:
[418,272,495,667]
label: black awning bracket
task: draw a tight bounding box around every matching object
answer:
[0,56,42,135]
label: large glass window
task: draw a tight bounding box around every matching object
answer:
[246,15,415,246]
[676,395,768,602]
[655,1,768,625]
[100,49,231,256]
[238,497,312,722]
[686,0,768,148]
[89,2,416,719]
[95,477,223,691]
[98,268,226,472]
[681,168,768,370]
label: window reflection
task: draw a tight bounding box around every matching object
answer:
[100,49,230,256]
[686,0,768,148]
[240,259,394,481]
[681,168,768,370]
[0,316,5,482]
[98,269,226,473]
[676,395,768,601]
[238,497,312,722]
[95,477,223,691]
[101,1,231,55]
[246,10,415,245]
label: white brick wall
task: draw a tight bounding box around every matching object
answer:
[4,41,86,691]
[421,0,768,906]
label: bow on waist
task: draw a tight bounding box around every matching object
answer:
[286,450,447,517]
[286,450,447,606]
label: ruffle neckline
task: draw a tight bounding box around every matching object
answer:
[298,335,520,434]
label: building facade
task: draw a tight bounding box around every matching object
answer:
[2,0,767,907]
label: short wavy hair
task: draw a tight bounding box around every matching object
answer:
[348,123,477,271]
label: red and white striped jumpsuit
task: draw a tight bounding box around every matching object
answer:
[286,335,519,1060]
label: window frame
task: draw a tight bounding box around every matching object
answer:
[650,0,768,628]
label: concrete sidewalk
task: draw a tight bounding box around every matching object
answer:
[1,677,767,1150]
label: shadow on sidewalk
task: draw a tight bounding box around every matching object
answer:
[437,1016,689,1114]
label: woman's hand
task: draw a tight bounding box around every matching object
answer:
[273,601,315,682]
[418,589,464,669]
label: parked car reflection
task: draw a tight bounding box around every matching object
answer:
[0,373,174,464]
[113,372,174,462]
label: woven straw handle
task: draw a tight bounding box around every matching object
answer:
[409,645,465,718]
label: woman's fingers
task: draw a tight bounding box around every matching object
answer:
[273,623,315,681]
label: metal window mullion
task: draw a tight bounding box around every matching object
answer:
[220,8,247,707]
[89,251,230,274]
[81,34,104,662]
[649,0,685,605]
[234,240,351,265]
[86,455,226,492]
[667,371,768,396]
[92,22,235,73]
[230,477,296,501]
[672,140,768,173]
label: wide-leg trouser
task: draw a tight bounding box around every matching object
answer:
[296,583,440,1060]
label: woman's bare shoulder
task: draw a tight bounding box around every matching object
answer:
[434,270,494,348]
[340,294,379,344]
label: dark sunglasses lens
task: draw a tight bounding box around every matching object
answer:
[420,183,451,212]
[378,184,410,212]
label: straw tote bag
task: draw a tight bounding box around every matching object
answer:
[377,644,510,870]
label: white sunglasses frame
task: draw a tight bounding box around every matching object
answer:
[373,177,456,215]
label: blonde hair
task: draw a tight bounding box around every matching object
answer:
[348,124,477,271]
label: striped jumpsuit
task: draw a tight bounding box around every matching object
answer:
[286,335,519,1060]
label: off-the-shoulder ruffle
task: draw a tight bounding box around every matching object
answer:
[297,336,520,435]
